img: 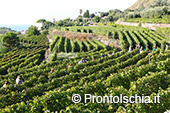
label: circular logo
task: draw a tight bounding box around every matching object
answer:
[72,94,81,103]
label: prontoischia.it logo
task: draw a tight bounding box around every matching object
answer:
[72,94,160,104]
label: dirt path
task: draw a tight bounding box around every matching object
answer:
[44,38,53,63]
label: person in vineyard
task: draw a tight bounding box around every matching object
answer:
[140,46,143,54]
[165,43,168,51]
[68,63,73,68]
[135,44,139,49]
[45,54,48,59]
[107,53,111,56]
[78,58,86,64]
[143,48,146,51]
[100,53,103,58]
[46,58,50,63]
[45,49,49,59]
[112,51,115,55]
[3,81,9,88]
[128,46,132,52]
[78,59,82,64]
[50,68,54,73]
[46,49,49,55]
[82,58,86,63]
[153,46,157,52]
[16,76,23,85]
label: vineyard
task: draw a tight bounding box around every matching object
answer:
[61,25,170,51]
[0,25,170,113]
[49,35,108,53]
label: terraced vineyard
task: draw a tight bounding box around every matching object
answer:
[0,25,170,113]
[61,26,170,51]
[20,34,49,47]
[49,35,108,53]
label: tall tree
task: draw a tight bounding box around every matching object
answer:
[36,19,46,23]
[92,16,101,23]
[42,21,55,30]
[86,10,90,18]
[83,10,90,18]
[2,32,19,50]
[79,9,83,15]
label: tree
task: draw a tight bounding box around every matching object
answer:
[92,16,101,23]
[41,30,49,36]
[56,20,64,27]
[25,26,40,38]
[140,6,169,18]
[77,17,83,22]
[107,15,114,22]
[100,12,109,17]
[100,12,105,17]
[90,13,95,18]
[36,19,46,23]
[79,9,83,15]
[83,10,90,18]
[2,32,19,50]
[42,21,55,30]
[109,9,122,15]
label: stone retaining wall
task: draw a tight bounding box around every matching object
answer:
[116,20,170,30]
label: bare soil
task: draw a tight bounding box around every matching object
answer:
[47,29,120,48]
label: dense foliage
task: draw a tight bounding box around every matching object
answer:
[124,15,170,24]
[0,45,170,112]
[2,32,20,50]
[129,0,170,10]
[0,25,170,113]
[123,1,170,24]
[25,26,41,38]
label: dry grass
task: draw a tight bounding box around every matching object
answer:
[47,29,120,49]
[48,29,98,41]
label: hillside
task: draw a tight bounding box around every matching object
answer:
[129,0,170,9]
[1,25,170,112]
[0,27,16,34]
